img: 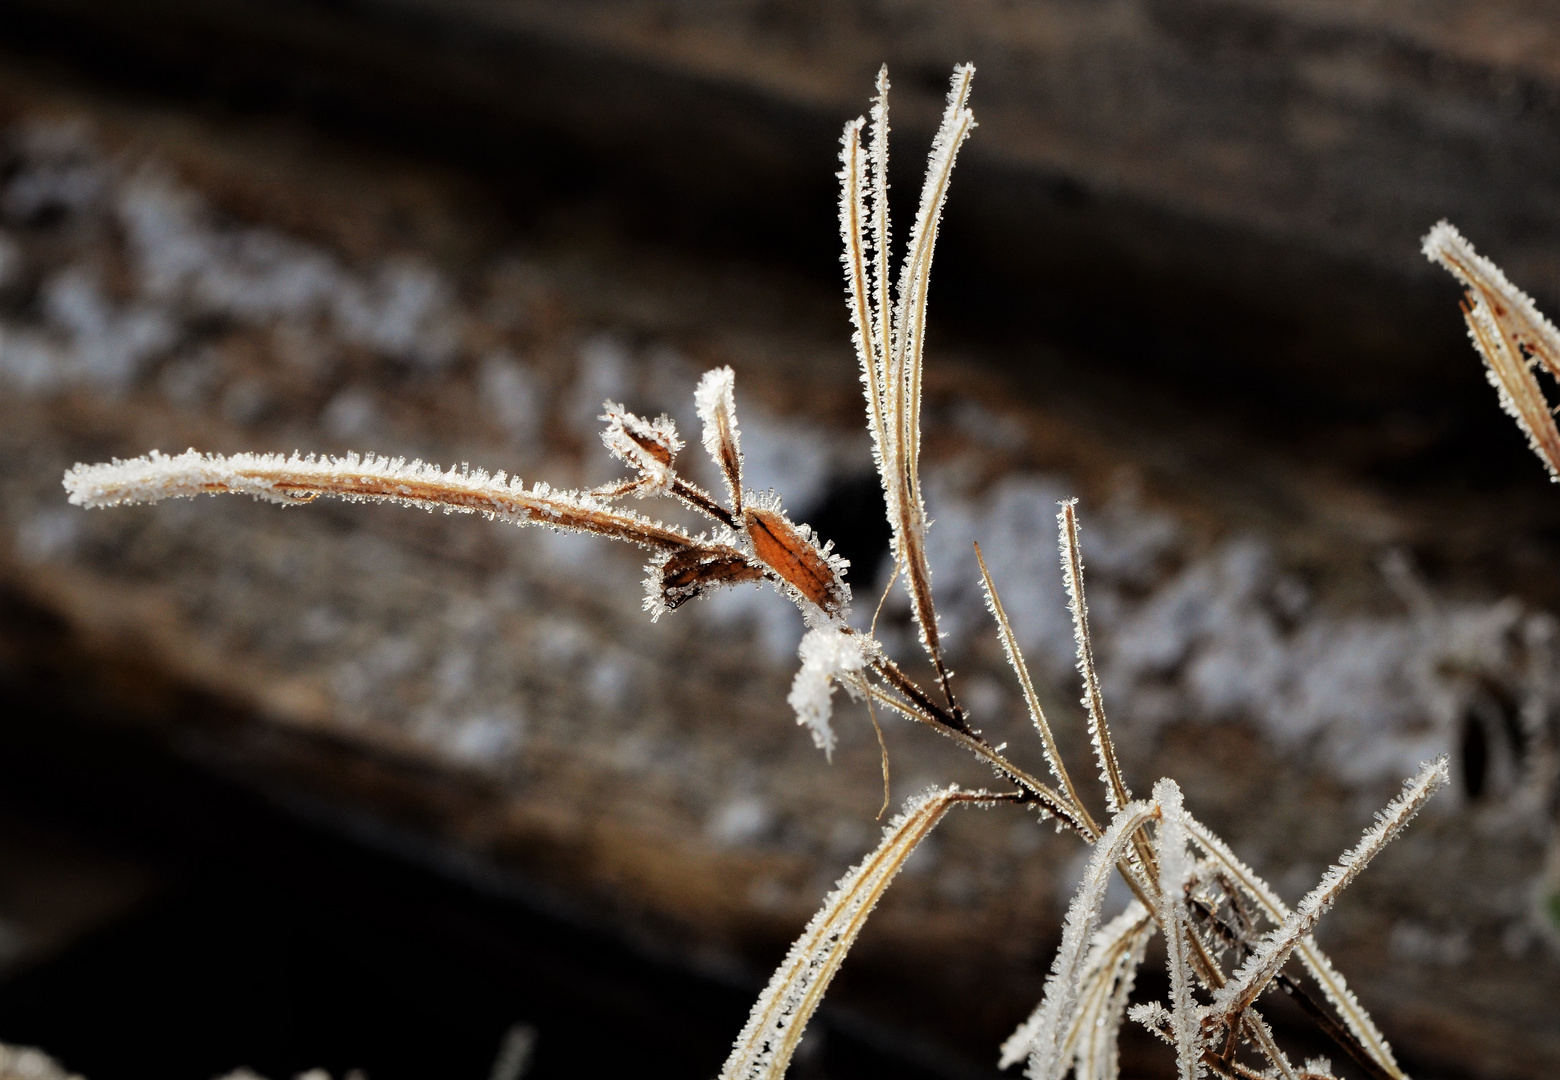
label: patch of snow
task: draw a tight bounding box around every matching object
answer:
[331,256,460,370]
[157,349,222,406]
[0,326,68,392]
[702,583,807,665]
[948,397,1027,453]
[321,386,379,440]
[921,466,1542,787]
[299,606,348,645]
[439,707,526,765]
[587,653,633,709]
[738,411,833,513]
[1389,921,1471,967]
[13,508,80,563]
[0,232,23,291]
[709,795,775,846]
[3,119,104,223]
[1105,535,1528,784]
[568,333,632,437]
[479,350,543,447]
[40,265,176,393]
[219,377,270,426]
[434,648,476,701]
[922,473,1075,666]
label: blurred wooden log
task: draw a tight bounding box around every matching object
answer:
[5,0,1560,404]
[0,21,1556,1079]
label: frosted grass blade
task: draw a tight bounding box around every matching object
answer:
[1424,222,1560,480]
[1212,759,1449,1025]
[719,786,997,1080]
[64,449,695,551]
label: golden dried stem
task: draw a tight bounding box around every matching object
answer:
[1424,221,1560,481]
[64,450,694,551]
[975,541,1099,838]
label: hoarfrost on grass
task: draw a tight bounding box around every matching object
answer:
[1010,800,1158,1079]
[0,113,1534,797]
[719,785,989,1080]
[788,625,869,758]
[480,350,544,447]
[321,387,380,440]
[46,63,1471,1080]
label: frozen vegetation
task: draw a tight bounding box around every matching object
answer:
[0,55,1554,1079]
[56,66,1475,1080]
[0,117,1547,801]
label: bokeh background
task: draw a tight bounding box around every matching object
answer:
[0,2,1556,1077]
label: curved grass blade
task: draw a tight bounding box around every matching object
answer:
[1058,500,1132,816]
[1073,905,1154,1080]
[720,786,1004,1080]
[1424,222,1560,480]
[1152,780,1201,1080]
[999,901,1152,1073]
[881,66,975,706]
[1022,800,1160,1080]
[695,367,746,516]
[839,115,890,494]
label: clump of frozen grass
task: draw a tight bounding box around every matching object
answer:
[1424,222,1560,481]
[63,65,1457,1080]
[1426,216,1560,962]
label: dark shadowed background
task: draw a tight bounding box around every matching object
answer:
[0,2,1555,1078]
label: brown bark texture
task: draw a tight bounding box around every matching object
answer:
[0,3,1555,1076]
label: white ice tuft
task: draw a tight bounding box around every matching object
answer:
[786,626,868,759]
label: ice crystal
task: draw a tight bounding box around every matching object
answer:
[1212,758,1449,1023]
[1016,801,1158,1080]
[787,626,869,758]
[600,403,683,494]
[63,449,694,550]
[1152,779,1202,1080]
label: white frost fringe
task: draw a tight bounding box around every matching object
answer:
[720,786,976,1080]
[61,448,694,550]
[787,626,868,758]
[999,901,1151,1073]
[1423,221,1560,482]
[1020,801,1158,1080]
[695,365,744,508]
[1153,779,1203,1080]
[1212,758,1449,1021]
[1179,814,1407,1080]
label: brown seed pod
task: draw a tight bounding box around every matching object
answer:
[627,427,675,466]
[658,545,765,609]
[600,405,683,478]
[744,508,847,615]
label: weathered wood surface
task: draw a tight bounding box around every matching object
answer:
[8,0,1560,403]
[0,32,1555,1079]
